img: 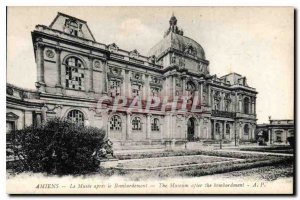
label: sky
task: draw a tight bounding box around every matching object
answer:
[6,7,294,123]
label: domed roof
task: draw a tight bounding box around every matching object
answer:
[148,31,206,60]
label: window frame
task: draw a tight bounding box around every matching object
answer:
[132,84,142,98]
[244,97,250,114]
[244,124,250,135]
[65,56,85,91]
[109,115,122,131]
[67,110,85,126]
[109,79,121,97]
[132,116,142,131]
[151,118,160,132]
[226,124,230,135]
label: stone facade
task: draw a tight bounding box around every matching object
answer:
[256,118,294,145]
[6,12,258,145]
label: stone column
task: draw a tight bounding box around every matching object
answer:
[55,47,62,87]
[194,90,200,111]
[160,117,164,141]
[24,111,33,127]
[172,75,176,97]
[103,61,108,94]
[35,42,46,92]
[124,70,129,97]
[234,121,237,146]
[200,82,203,105]
[55,47,62,93]
[198,118,203,138]
[213,119,216,140]
[211,90,215,109]
[229,122,232,140]
[268,128,272,145]
[146,114,151,139]
[144,74,149,100]
[36,113,42,127]
[235,92,238,112]
[88,56,94,92]
[208,84,211,106]
[252,124,255,140]
[41,107,47,123]
[254,97,256,115]
[126,112,131,140]
[182,77,186,96]
[223,121,226,140]
[169,114,173,139]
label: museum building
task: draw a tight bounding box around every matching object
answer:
[6,12,258,145]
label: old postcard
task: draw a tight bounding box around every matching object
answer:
[6,6,294,194]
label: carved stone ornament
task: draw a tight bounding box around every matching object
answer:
[94,60,101,68]
[129,49,139,58]
[45,49,55,58]
[108,43,119,52]
[198,62,204,72]
[148,55,156,63]
[6,87,13,95]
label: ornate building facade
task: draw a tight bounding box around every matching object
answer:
[6,13,257,145]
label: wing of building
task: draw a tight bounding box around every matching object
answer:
[256,117,294,145]
[6,12,258,146]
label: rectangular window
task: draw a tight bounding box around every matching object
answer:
[132,84,141,97]
[151,87,160,97]
[109,80,121,97]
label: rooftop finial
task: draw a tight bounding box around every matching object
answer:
[164,13,183,37]
[169,12,177,26]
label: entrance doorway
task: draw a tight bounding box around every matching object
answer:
[187,117,196,141]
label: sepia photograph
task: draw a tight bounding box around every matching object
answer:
[5,6,294,194]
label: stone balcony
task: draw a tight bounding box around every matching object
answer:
[235,112,257,119]
[211,110,236,118]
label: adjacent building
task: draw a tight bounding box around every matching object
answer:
[256,117,294,145]
[6,12,258,145]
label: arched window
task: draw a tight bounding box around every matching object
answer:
[109,115,122,131]
[65,19,81,36]
[65,57,85,90]
[216,123,221,135]
[67,110,84,125]
[186,81,196,96]
[244,97,250,114]
[244,124,249,135]
[224,94,231,112]
[151,118,160,131]
[226,124,230,135]
[150,87,160,97]
[132,117,142,131]
[213,91,221,110]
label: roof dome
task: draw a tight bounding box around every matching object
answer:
[148,15,206,60]
[148,32,206,60]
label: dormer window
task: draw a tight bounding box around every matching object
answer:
[65,19,82,37]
